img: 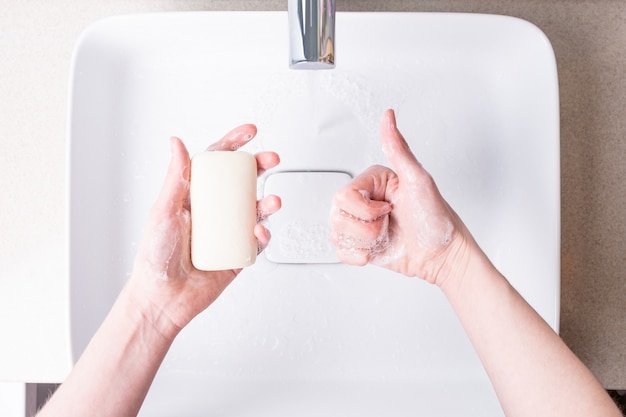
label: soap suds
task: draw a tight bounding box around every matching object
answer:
[411,205,455,251]
[336,214,390,254]
[144,209,189,281]
[439,220,454,246]
[278,221,335,259]
[257,204,272,223]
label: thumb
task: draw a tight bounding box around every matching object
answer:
[155,136,191,211]
[380,109,421,178]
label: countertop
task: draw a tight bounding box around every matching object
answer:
[1,0,624,389]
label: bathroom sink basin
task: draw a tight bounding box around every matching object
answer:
[68,12,559,416]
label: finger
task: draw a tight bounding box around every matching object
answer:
[330,207,388,246]
[257,194,282,222]
[255,151,280,177]
[254,224,272,253]
[333,165,393,221]
[333,242,371,267]
[155,136,191,211]
[206,124,257,151]
[380,109,424,179]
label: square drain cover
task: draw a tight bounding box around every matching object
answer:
[264,171,352,264]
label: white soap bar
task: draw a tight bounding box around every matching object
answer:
[190,151,257,271]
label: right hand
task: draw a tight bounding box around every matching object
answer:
[330,109,477,287]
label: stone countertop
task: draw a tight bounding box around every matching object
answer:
[0,0,624,388]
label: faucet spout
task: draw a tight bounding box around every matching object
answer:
[288,0,336,69]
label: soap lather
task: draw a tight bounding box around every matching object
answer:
[190,151,258,271]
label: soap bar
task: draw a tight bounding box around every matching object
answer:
[190,151,257,271]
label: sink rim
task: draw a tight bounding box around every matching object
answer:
[67,11,559,415]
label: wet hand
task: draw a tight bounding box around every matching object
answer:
[330,110,472,286]
[130,125,281,340]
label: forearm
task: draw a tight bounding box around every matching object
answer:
[440,249,620,417]
[37,281,175,417]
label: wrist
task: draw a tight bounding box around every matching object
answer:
[121,276,183,344]
[435,232,495,298]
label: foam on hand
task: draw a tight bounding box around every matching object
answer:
[190,151,257,271]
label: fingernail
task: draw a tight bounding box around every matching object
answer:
[169,136,177,153]
[386,109,397,132]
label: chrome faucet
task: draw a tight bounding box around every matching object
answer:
[288,0,336,69]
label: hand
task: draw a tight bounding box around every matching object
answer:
[330,109,474,287]
[129,125,281,340]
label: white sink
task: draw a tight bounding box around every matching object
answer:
[68,12,559,416]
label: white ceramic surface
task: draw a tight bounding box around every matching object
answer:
[264,171,353,264]
[68,12,559,416]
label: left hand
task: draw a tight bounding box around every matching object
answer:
[128,124,281,341]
